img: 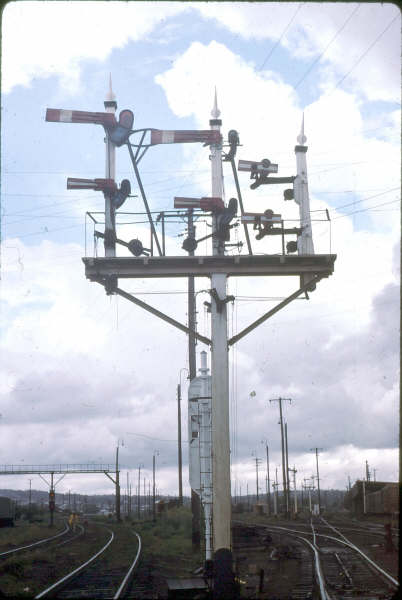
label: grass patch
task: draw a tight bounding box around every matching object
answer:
[131,506,203,574]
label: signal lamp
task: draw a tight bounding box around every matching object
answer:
[286,241,298,253]
[128,239,145,256]
[182,237,198,253]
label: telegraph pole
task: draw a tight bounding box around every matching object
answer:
[285,423,290,512]
[210,91,232,556]
[289,466,297,515]
[115,445,121,522]
[254,457,262,503]
[137,464,142,520]
[265,443,271,515]
[311,448,322,515]
[28,479,32,508]
[177,383,183,506]
[269,398,291,517]
[152,453,156,522]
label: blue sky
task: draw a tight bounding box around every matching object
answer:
[0,2,400,498]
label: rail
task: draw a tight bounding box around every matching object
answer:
[264,524,330,600]
[267,523,399,591]
[319,517,399,589]
[35,527,115,598]
[113,531,142,599]
[0,523,69,557]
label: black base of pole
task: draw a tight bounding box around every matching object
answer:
[212,549,239,600]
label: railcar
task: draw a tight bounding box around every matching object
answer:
[0,496,16,527]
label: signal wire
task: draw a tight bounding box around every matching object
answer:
[294,4,361,90]
[333,13,400,91]
[258,3,305,70]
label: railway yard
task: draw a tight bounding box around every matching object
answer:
[0,509,398,599]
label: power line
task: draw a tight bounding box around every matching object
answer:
[333,198,400,220]
[333,14,400,91]
[332,187,400,212]
[258,3,305,70]
[294,4,361,90]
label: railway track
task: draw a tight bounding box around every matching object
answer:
[0,521,75,558]
[233,517,398,599]
[34,526,149,599]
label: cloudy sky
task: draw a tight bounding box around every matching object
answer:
[1,2,400,500]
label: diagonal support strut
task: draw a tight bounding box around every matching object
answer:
[113,286,211,346]
[227,275,321,347]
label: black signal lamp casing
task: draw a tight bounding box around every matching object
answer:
[182,237,198,253]
[286,240,298,253]
[128,239,144,256]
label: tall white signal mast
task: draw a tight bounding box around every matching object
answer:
[209,91,232,554]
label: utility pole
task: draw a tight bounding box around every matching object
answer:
[28,479,32,508]
[285,422,290,513]
[137,464,142,520]
[288,466,297,515]
[254,457,262,503]
[269,398,291,517]
[265,443,271,515]
[152,453,156,522]
[311,448,322,515]
[177,383,183,506]
[115,445,121,522]
[373,468,377,482]
[273,468,279,516]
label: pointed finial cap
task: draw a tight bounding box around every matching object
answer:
[297,112,307,145]
[105,73,116,102]
[211,87,221,119]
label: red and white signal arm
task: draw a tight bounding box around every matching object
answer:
[241,211,282,224]
[174,197,224,211]
[150,129,221,145]
[67,177,117,193]
[46,108,116,128]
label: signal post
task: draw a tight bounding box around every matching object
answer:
[45,84,336,596]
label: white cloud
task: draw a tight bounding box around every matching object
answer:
[1,1,187,94]
[195,2,401,102]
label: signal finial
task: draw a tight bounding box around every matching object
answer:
[297,112,307,145]
[106,73,116,102]
[211,87,221,119]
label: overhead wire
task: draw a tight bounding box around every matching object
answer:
[332,198,400,220]
[258,3,305,71]
[294,4,361,90]
[333,13,400,91]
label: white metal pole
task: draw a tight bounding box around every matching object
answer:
[209,90,231,552]
[294,114,314,256]
[104,75,117,257]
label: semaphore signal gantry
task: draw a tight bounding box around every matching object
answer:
[45,79,335,596]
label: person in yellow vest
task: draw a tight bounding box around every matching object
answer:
[69,512,78,532]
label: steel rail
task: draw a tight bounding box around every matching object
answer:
[0,523,69,557]
[34,527,115,599]
[113,531,142,599]
[319,517,399,589]
[264,524,330,600]
[266,523,399,590]
[53,524,85,548]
